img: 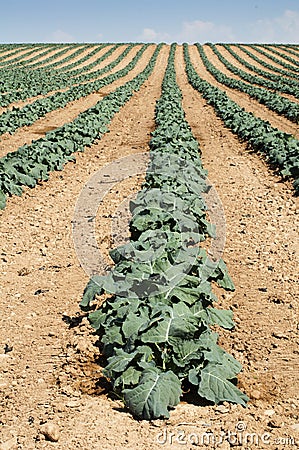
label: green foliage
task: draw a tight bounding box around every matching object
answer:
[250,44,299,73]
[0,44,163,209]
[123,367,182,420]
[184,44,299,194]
[80,44,248,420]
[0,43,128,107]
[201,44,299,122]
[222,44,299,89]
[0,44,145,133]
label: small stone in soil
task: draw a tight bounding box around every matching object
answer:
[66,400,81,408]
[0,437,18,450]
[272,332,288,339]
[267,419,281,428]
[290,423,299,432]
[34,289,49,295]
[264,409,275,416]
[215,405,230,413]
[250,389,261,400]
[40,422,60,442]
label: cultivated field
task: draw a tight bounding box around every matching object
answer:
[0,42,298,449]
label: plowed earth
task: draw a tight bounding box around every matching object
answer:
[0,44,298,450]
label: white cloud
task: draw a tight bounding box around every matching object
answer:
[251,9,299,43]
[142,28,158,40]
[139,21,234,44]
[179,20,235,43]
[138,28,171,43]
[50,30,75,43]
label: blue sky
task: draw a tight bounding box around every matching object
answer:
[1,0,299,43]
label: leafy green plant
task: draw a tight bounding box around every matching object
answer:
[222,44,299,86]
[0,44,163,210]
[80,43,248,420]
[201,44,299,121]
[0,44,147,134]
[184,44,299,194]
[252,44,299,72]
[0,43,135,107]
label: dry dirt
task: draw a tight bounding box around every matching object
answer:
[236,45,299,78]
[0,44,298,450]
[269,46,299,63]
[188,45,299,139]
[221,46,298,84]
[212,45,298,104]
[0,44,153,158]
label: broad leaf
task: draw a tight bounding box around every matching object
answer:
[80,275,105,310]
[123,367,182,419]
[204,308,235,329]
[104,348,138,377]
[122,311,149,339]
[198,363,249,406]
[113,366,142,389]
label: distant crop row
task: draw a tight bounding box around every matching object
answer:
[210,44,299,98]
[0,44,148,133]
[184,44,299,192]
[222,44,299,83]
[198,44,299,122]
[0,44,129,105]
[0,43,75,68]
[0,42,298,213]
[0,44,162,209]
[252,43,299,71]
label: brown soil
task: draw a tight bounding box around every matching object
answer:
[225,45,299,82]
[214,45,299,104]
[32,46,88,68]
[237,45,299,80]
[0,45,123,116]
[191,46,299,139]
[0,45,154,158]
[0,44,298,450]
